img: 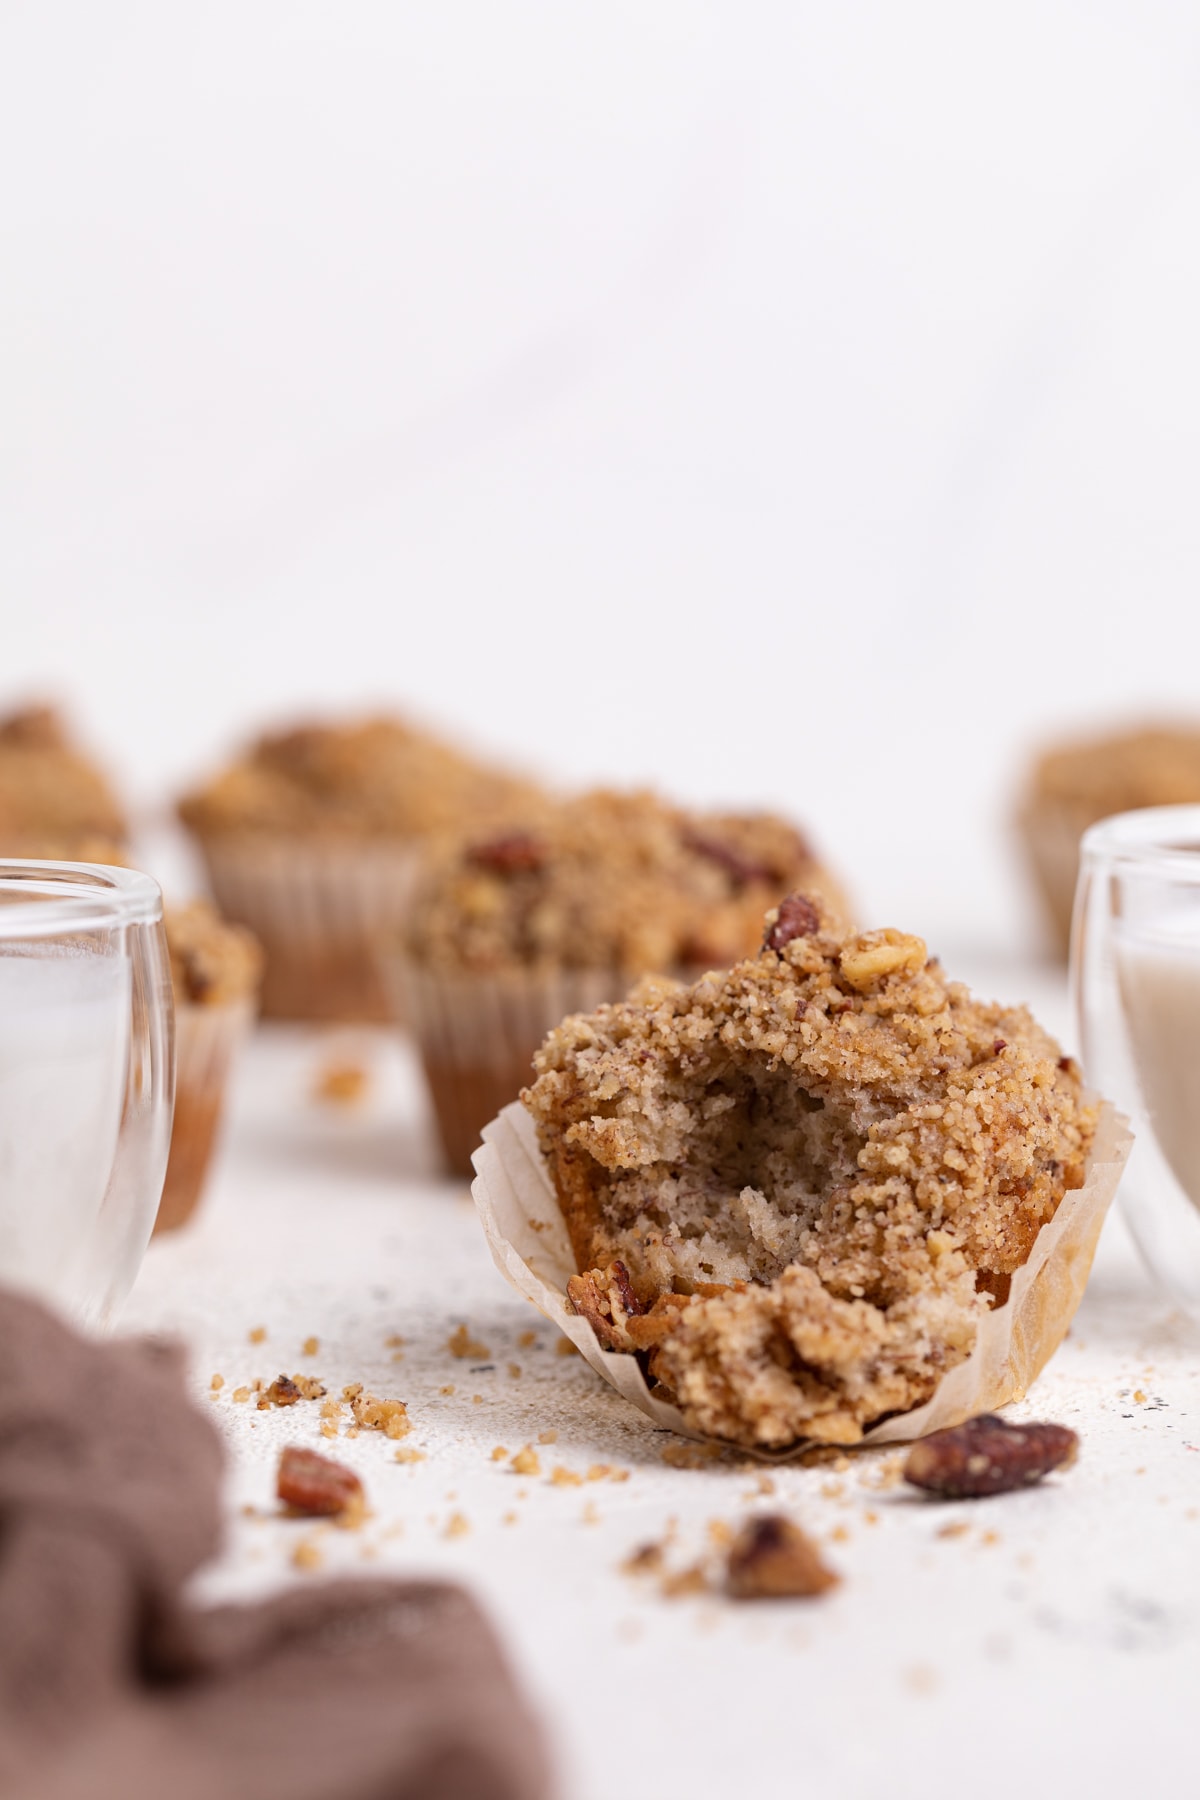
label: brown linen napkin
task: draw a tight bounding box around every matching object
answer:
[0,1290,551,1800]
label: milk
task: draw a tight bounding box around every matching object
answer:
[1117,912,1200,1215]
[0,947,131,1311]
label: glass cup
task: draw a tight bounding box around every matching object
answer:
[1073,806,1200,1319]
[0,860,174,1327]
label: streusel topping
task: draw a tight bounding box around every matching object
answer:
[178,715,543,842]
[0,705,126,849]
[166,900,263,1006]
[1027,723,1200,819]
[404,789,847,975]
[523,897,1095,1448]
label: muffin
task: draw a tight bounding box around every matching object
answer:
[520,894,1098,1448]
[178,714,544,1021]
[1018,723,1200,957]
[0,704,127,851]
[157,901,262,1233]
[392,790,850,1176]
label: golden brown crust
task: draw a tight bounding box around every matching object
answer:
[404,788,849,976]
[523,899,1096,1448]
[178,714,543,843]
[166,900,263,1006]
[0,704,126,849]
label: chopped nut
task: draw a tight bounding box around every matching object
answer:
[210,1373,224,1392]
[277,1446,364,1519]
[349,1393,411,1439]
[556,1336,579,1357]
[550,1467,584,1488]
[393,1446,426,1464]
[444,1512,471,1539]
[508,1363,522,1379]
[490,1446,509,1462]
[248,1326,267,1345]
[903,1415,1079,1499]
[313,1060,370,1106]
[763,893,821,951]
[537,1429,558,1445]
[517,1329,537,1349]
[838,929,926,991]
[726,1515,840,1599]
[447,1323,491,1360]
[260,1374,301,1409]
[231,1386,252,1404]
[301,1336,319,1357]
[510,1446,541,1476]
[342,1383,363,1400]
[566,1261,645,1350]
[468,831,545,875]
[661,1563,711,1599]
[291,1537,323,1571]
[621,1542,665,1576]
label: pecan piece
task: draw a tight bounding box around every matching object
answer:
[277,1446,364,1517]
[467,831,545,875]
[763,893,821,952]
[682,830,775,889]
[264,1373,302,1407]
[725,1514,840,1599]
[566,1261,645,1351]
[903,1414,1078,1499]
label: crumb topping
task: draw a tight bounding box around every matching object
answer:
[523,897,1096,1448]
[1027,723,1200,820]
[178,713,542,842]
[0,704,126,849]
[166,899,263,1006]
[404,788,847,975]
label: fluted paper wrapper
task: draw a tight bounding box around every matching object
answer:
[472,1099,1132,1455]
[1017,802,1087,961]
[155,997,257,1234]
[193,836,422,1021]
[388,961,647,1176]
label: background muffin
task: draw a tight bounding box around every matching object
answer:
[1018,722,1200,956]
[157,901,263,1234]
[0,704,127,852]
[178,713,544,1021]
[391,788,849,1175]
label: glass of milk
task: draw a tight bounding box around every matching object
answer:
[1074,806,1200,1319]
[0,861,173,1328]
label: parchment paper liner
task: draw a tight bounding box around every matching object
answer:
[155,997,257,1234]
[472,1098,1132,1457]
[192,835,422,1022]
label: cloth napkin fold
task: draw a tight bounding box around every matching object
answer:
[0,1289,551,1800]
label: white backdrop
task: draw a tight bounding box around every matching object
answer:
[5,2,1200,951]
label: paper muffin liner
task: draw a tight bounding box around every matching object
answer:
[1017,801,1088,961]
[387,960,636,1177]
[155,997,257,1234]
[471,1098,1132,1456]
[192,836,423,1022]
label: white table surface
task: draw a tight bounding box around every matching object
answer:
[125,967,1200,1800]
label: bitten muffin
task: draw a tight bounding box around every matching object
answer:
[522,894,1096,1448]
[177,714,544,1021]
[158,901,263,1233]
[0,704,127,850]
[1018,723,1200,957]
[393,790,850,1176]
